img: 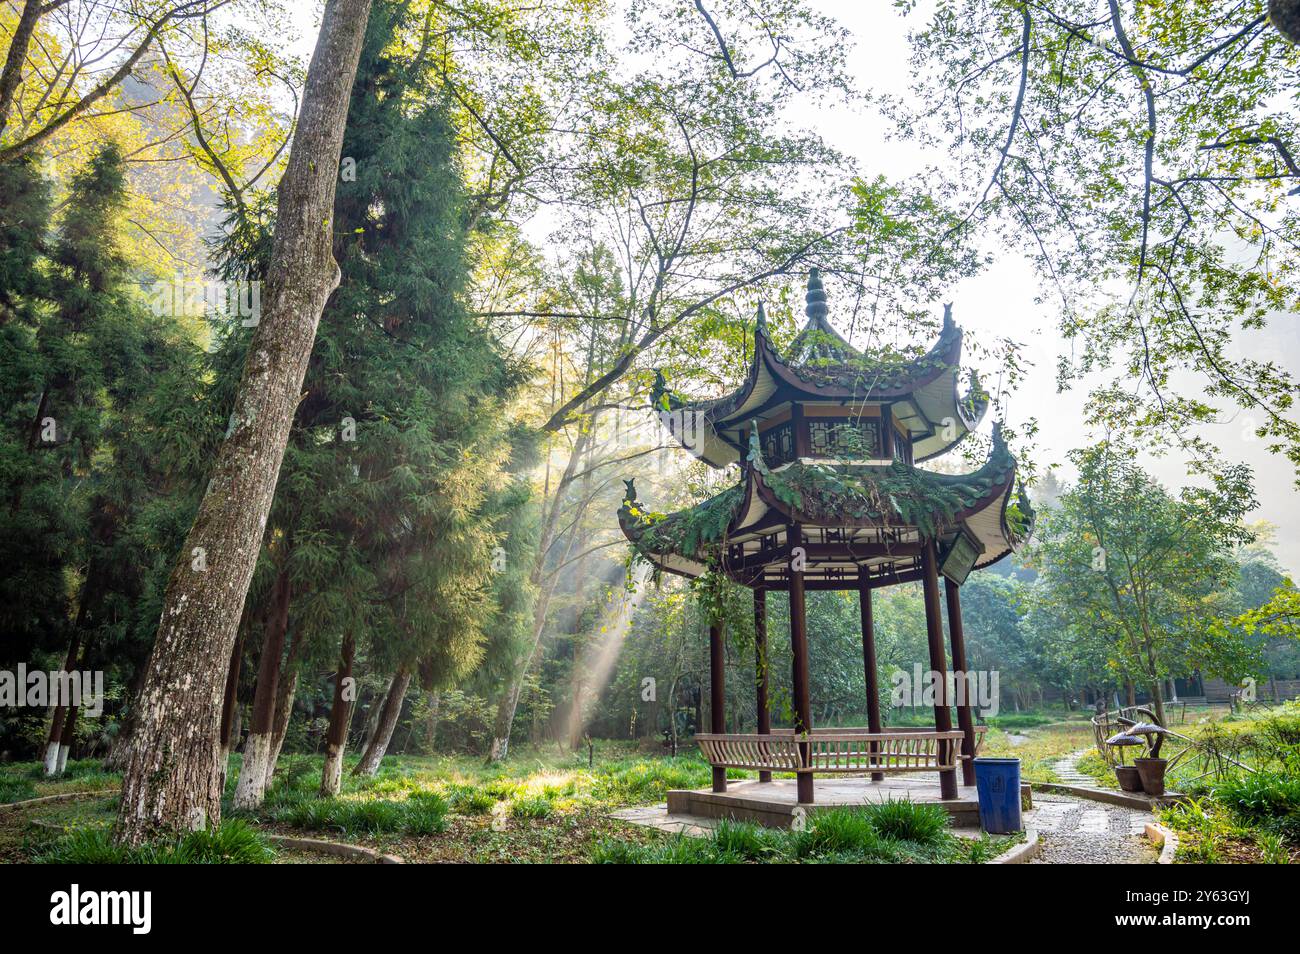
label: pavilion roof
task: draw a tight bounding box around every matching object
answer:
[653,269,989,467]
[619,422,1032,584]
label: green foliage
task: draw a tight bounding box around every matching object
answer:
[864,798,949,845]
[34,820,274,864]
[1026,441,1257,710]
[0,142,209,756]
[270,791,449,836]
[509,795,555,819]
[446,783,496,815]
[594,804,964,864]
[0,775,37,804]
[902,2,1300,481]
[1211,772,1300,841]
[589,757,716,802]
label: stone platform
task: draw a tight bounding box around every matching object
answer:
[664,774,1031,829]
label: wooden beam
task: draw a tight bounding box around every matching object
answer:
[791,401,808,458]
[754,587,772,783]
[723,540,924,574]
[709,618,727,793]
[858,577,884,782]
[922,539,959,799]
[788,529,814,804]
[946,579,977,786]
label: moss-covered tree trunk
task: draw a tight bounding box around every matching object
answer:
[114,0,372,846]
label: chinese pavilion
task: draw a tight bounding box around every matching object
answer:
[619,268,1032,805]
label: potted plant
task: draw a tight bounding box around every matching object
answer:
[1104,733,1146,792]
[1127,722,1170,796]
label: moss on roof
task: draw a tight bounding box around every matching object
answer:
[620,438,1029,567]
[620,483,745,564]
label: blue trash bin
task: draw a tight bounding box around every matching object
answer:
[973,758,1022,834]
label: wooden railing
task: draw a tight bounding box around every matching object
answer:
[695,727,985,775]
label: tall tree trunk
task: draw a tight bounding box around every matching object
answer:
[217,629,245,791]
[358,691,382,752]
[320,635,356,797]
[52,637,95,776]
[233,566,292,809]
[264,627,306,779]
[114,0,373,846]
[55,697,80,775]
[44,629,82,775]
[351,668,410,777]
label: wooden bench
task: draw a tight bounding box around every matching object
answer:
[695,727,986,775]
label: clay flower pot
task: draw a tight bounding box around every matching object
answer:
[1114,765,1144,793]
[1134,757,1167,797]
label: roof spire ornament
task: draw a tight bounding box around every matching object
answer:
[755,301,769,337]
[805,267,828,322]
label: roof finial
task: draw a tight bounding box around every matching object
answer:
[991,419,1006,450]
[805,267,828,322]
[755,301,769,337]
[943,302,954,328]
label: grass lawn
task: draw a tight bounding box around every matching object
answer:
[0,739,1025,863]
[23,708,1271,864]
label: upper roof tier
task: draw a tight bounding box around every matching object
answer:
[653,269,989,468]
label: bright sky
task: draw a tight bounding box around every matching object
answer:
[273,0,1299,573]
[801,0,1300,574]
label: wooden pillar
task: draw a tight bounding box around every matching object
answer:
[945,578,977,787]
[754,586,772,783]
[921,540,959,800]
[858,576,883,782]
[709,618,726,793]
[789,535,814,804]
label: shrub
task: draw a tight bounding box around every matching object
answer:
[867,799,949,846]
[340,799,405,834]
[509,795,554,819]
[590,757,712,803]
[404,791,450,834]
[0,775,37,804]
[33,828,127,864]
[590,838,645,864]
[34,820,275,864]
[711,819,778,861]
[177,820,276,863]
[1212,771,1300,839]
[792,809,899,861]
[273,790,449,837]
[446,784,494,815]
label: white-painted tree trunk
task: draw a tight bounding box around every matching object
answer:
[319,635,355,798]
[232,733,272,809]
[43,741,60,776]
[55,744,70,775]
[321,742,346,797]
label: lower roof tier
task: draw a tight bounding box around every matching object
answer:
[619,423,1033,586]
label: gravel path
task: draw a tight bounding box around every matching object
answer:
[1025,791,1158,864]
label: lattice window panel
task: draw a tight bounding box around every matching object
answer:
[808,418,881,458]
[760,420,795,466]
